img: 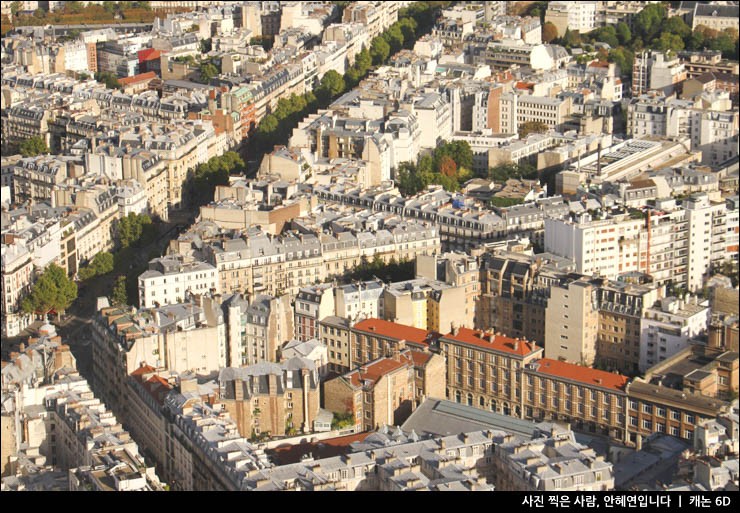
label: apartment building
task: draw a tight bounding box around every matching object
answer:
[640,296,710,373]
[334,279,385,322]
[383,278,466,334]
[416,252,480,329]
[219,357,321,438]
[12,156,83,203]
[1,241,34,337]
[626,343,737,446]
[521,358,629,441]
[596,279,664,375]
[350,318,436,369]
[627,93,739,167]
[319,315,352,374]
[478,251,565,344]
[490,424,614,491]
[544,277,599,366]
[685,193,734,292]
[342,1,399,40]
[324,348,445,432]
[440,327,543,418]
[91,303,227,420]
[242,294,294,366]
[138,254,219,308]
[281,339,329,378]
[1,329,164,491]
[632,51,687,96]
[295,284,335,342]
[163,383,271,491]
[545,1,597,37]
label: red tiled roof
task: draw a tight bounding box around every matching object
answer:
[138,48,161,62]
[352,318,432,346]
[516,81,534,90]
[130,364,157,377]
[268,432,371,465]
[347,357,409,388]
[409,350,432,367]
[588,60,610,68]
[119,71,157,85]
[440,327,540,357]
[533,358,628,392]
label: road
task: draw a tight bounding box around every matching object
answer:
[5,214,193,381]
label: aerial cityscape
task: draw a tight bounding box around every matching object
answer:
[0,0,738,493]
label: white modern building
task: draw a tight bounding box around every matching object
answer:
[138,255,219,308]
[639,296,710,372]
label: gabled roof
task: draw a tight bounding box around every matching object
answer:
[352,318,432,347]
[530,358,628,392]
[440,327,540,357]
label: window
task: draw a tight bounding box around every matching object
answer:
[642,419,652,430]
[670,426,679,437]
[671,411,680,421]
[643,404,652,415]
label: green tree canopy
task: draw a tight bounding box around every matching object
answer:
[383,25,405,54]
[95,71,121,90]
[633,3,666,43]
[117,212,155,249]
[615,22,631,46]
[21,264,77,316]
[433,140,473,172]
[370,37,390,65]
[19,136,49,157]
[198,62,219,83]
[78,252,114,281]
[111,275,128,306]
[318,70,346,99]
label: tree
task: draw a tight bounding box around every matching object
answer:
[384,25,405,54]
[33,8,46,19]
[354,48,372,74]
[615,22,631,46]
[633,3,666,43]
[518,121,549,138]
[434,140,473,172]
[117,212,155,249]
[370,37,390,65]
[661,16,691,40]
[655,32,684,53]
[65,1,84,14]
[319,70,345,99]
[102,1,116,13]
[19,136,49,157]
[608,47,634,78]
[10,1,21,16]
[198,62,218,84]
[397,17,417,47]
[199,38,212,53]
[95,71,121,90]
[111,275,128,306]
[438,155,457,177]
[592,25,619,49]
[396,161,426,196]
[542,22,558,43]
[21,264,77,317]
[78,252,114,281]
